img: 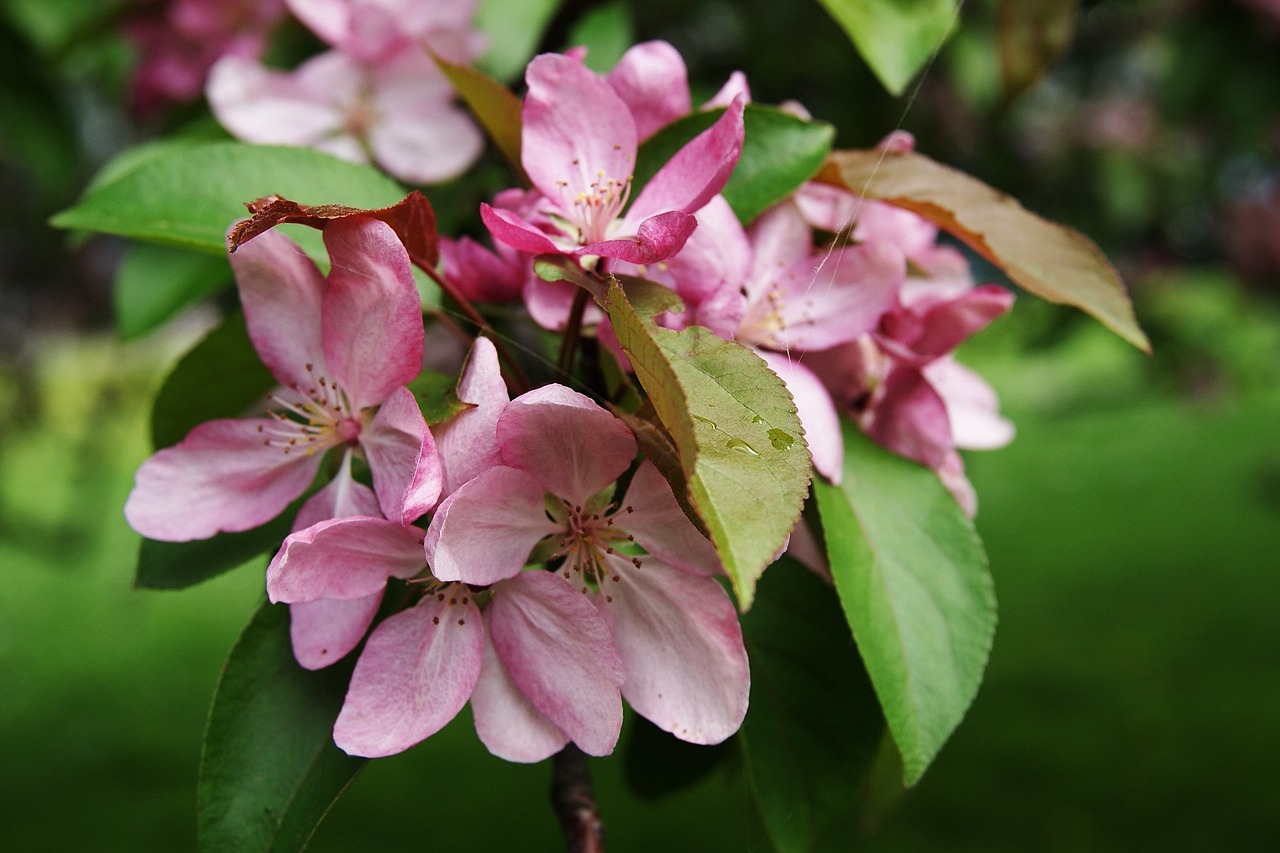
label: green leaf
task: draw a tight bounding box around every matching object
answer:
[623,716,734,800]
[135,504,300,591]
[406,369,470,425]
[818,148,1151,352]
[50,142,408,258]
[601,276,811,610]
[434,54,526,182]
[150,311,277,450]
[740,557,888,853]
[114,242,231,340]
[816,0,959,96]
[635,105,834,225]
[566,0,634,73]
[199,602,365,853]
[814,424,995,785]
[476,0,563,82]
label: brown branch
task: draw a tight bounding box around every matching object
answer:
[551,745,604,853]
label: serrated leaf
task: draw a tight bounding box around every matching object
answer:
[150,312,277,450]
[814,424,995,785]
[635,105,834,224]
[740,557,887,853]
[50,142,408,259]
[199,602,364,853]
[602,276,811,610]
[135,503,299,590]
[816,0,958,95]
[434,52,526,182]
[115,242,231,340]
[817,148,1151,351]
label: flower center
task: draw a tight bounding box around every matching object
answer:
[553,160,634,247]
[257,363,364,456]
[550,498,641,594]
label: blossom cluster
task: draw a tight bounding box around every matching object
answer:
[124,36,1012,761]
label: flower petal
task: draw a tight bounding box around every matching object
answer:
[362,386,442,524]
[605,40,691,141]
[480,202,564,255]
[124,417,321,541]
[207,53,349,149]
[321,217,424,409]
[433,336,509,496]
[865,365,953,468]
[770,241,905,351]
[293,449,382,530]
[619,461,720,575]
[598,556,749,745]
[266,516,425,603]
[581,210,698,265]
[424,466,557,585]
[289,592,383,670]
[760,352,844,484]
[924,358,1015,450]
[489,571,625,757]
[498,385,636,504]
[333,591,483,757]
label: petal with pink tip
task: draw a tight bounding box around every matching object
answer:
[910,284,1014,360]
[433,336,509,496]
[293,450,381,530]
[333,592,483,757]
[124,417,322,541]
[760,352,844,484]
[321,217,424,409]
[582,209,698,265]
[471,609,570,763]
[228,228,328,392]
[769,242,905,351]
[362,386,442,524]
[866,366,953,469]
[498,385,636,504]
[480,202,565,256]
[289,592,383,670]
[606,40,691,141]
[619,462,720,575]
[924,358,1014,450]
[598,555,749,745]
[266,516,425,603]
[625,96,744,222]
[490,571,625,757]
[424,466,558,586]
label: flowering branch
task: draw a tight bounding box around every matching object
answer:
[551,745,605,853]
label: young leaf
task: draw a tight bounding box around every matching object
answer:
[135,504,299,591]
[199,602,364,853]
[433,52,526,182]
[814,424,995,786]
[50,143,408,258]
[740,557,888,853]
[817,148,1151,351]
[115,243,231,340]
[815,0,959,96]
[635,105,834,225]
[602,276,811,610]
[150,312,277,451]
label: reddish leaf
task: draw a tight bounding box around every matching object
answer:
[228,191,440,271]
[817,149,1151,352]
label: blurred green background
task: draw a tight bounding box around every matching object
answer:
[2,0,1279,850]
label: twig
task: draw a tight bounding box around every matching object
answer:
[551,745,604,853]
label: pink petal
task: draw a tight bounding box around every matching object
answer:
[498,385,636,504]
[433,336,509,496]
[471,615,569,762]
[759,352,844,484]
[625,95,744,222]
[664,195,750,309]
[581,209,698,265]
[424,466,557,586]
[289,592,383,670]
[207,54,348,148]
[909,284,1014,360]
[936,449,978,517]
[333,591,484,757]
[745,201,813,297]
[769,241,905,351]
[605,40,691,141]
[124,417,321,541]
[266,515,425,603]
[598,555,749,745]
[362,386,442,524]
[619,462,720,575]
[293,450,381,529]
[227,228,328,392]
[439,236,527,303]
[489,571,625,757]
[704,71,751,110]
[793,180,860,235]
[480,202,564,255]
[321,217,424,409]
[865,366,953,469]
[924,358,1015,450]
[521,54,638,215]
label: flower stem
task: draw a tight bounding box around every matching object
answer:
[551,744,604,853]
[558,287,591,377]
[419,261,531,394]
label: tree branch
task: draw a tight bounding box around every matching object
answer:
[551,745,604,853]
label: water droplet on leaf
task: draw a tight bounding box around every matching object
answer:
[727,438,759,456]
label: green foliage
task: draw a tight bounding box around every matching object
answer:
[406,369,470,426]
[635,105,835,224]
[815,0,958,95]
[434,54,526,182]
[114,243,230,340]
[136,506,300,591]
[50,143,408,259]
[601,276,811,610]
[199,602,364,853]
[567,0,634,73]
[475,0,563,82]
[815,425,995,785]
[739,558,887,853]
[150,312,276,451]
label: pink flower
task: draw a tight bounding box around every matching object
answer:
[124,217,440,541]
[426,385,750,745]
[605,40,751,141]
[285,0,484,64]
[481,53,745,265]
[207,45,483,185]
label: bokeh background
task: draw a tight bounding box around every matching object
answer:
[2,0,1278,849]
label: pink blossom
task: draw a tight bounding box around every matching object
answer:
[605,40,751,141]
[426,385,750,745]
[124,217,440,541]
[481,53,745,265]
[285,0,484,64]
[207,45,483,185]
